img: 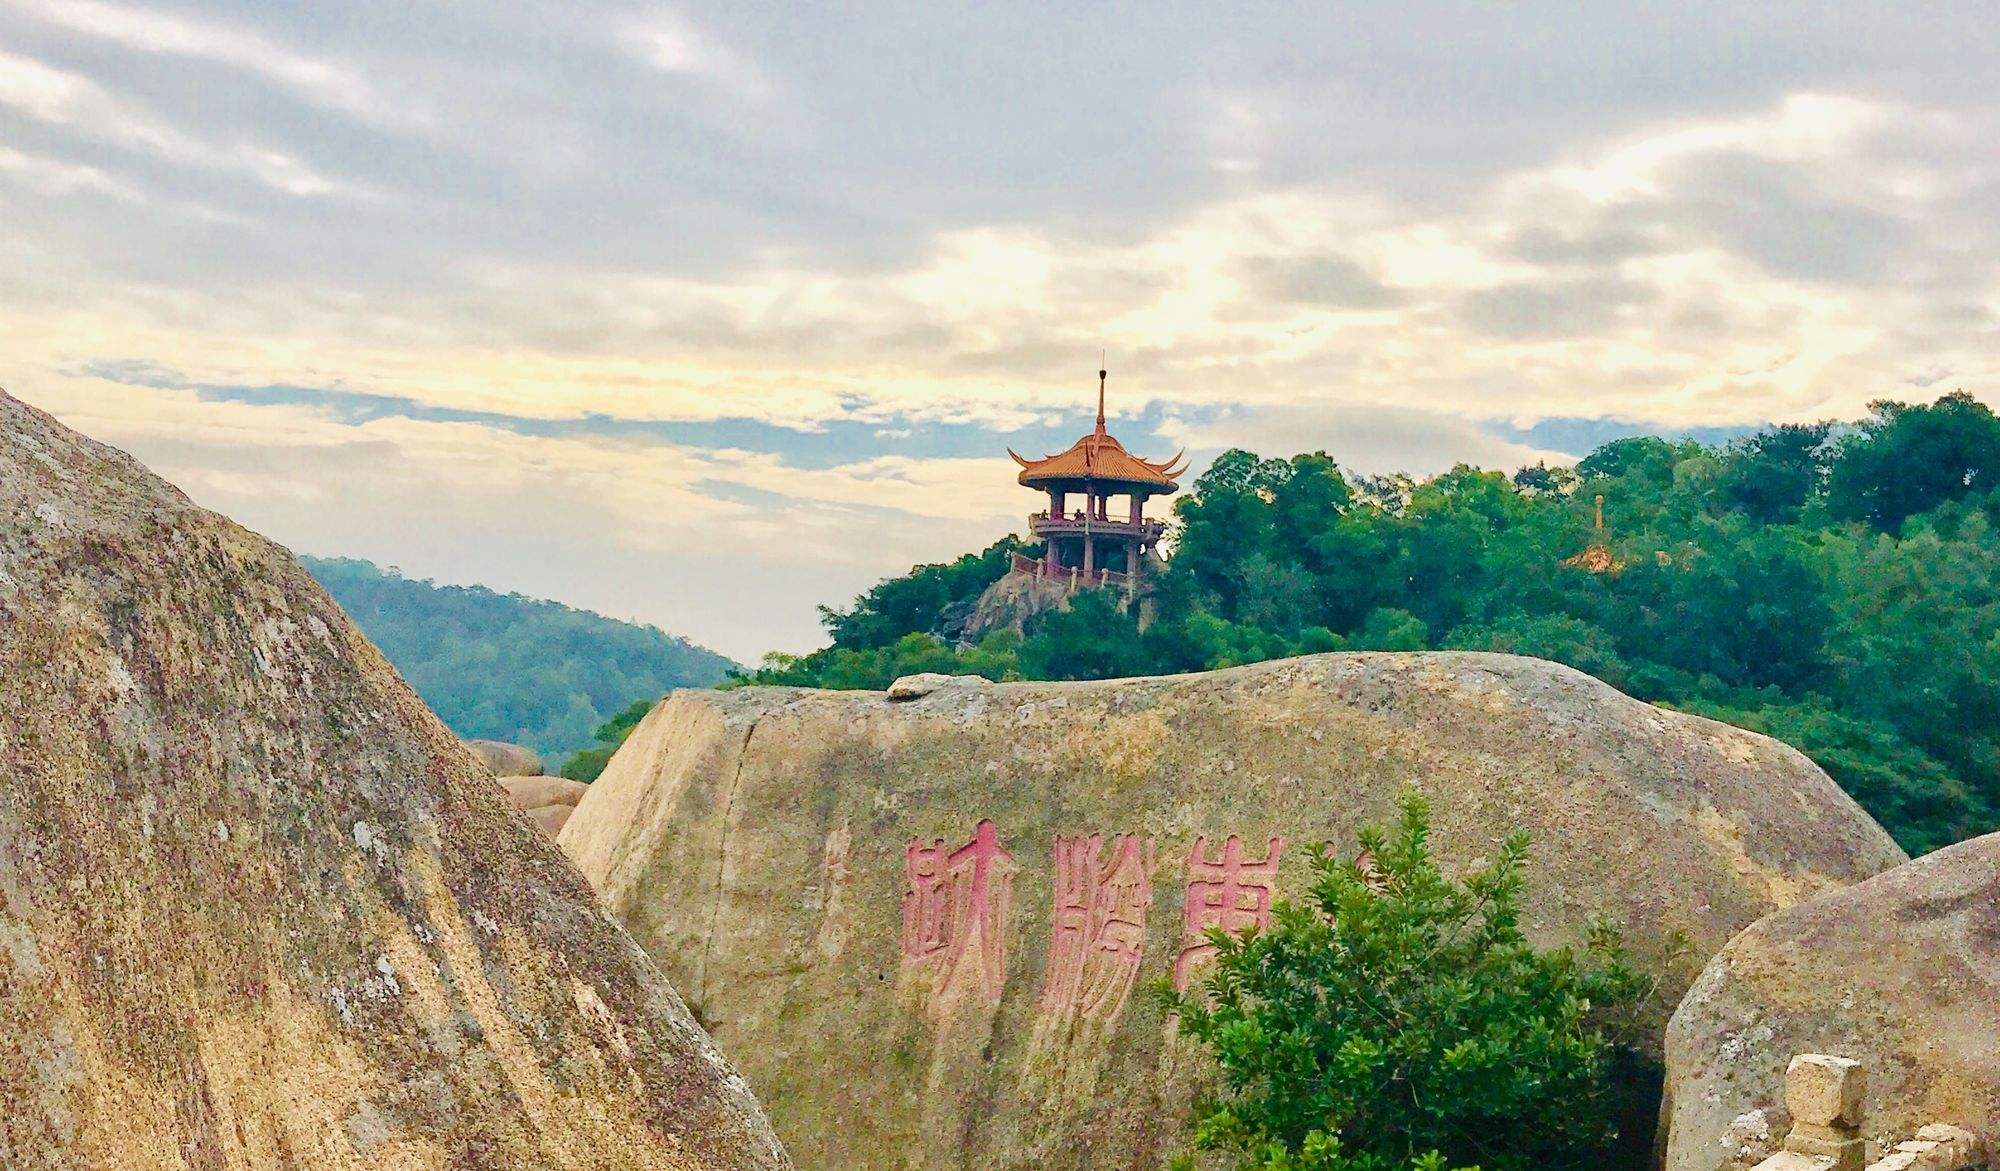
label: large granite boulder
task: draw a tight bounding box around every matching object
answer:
[1663,833,2000,1171]
[558,659,1905,1170]
[0,390,788,1170]
[466,738,545,777]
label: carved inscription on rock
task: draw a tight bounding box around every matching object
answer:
[1037,833,1154,1029]
[901,819,1017,1007]
[1172,834,1284,992]
[813,819,853,958]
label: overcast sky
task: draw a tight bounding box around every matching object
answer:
[3,3,1997,661]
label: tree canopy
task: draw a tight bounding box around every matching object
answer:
[746,393,2000,855]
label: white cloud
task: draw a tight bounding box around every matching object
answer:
[1,0,413,128]
[5,89,1993,437]
[0,48,379,198]
[0,144,141,201]
[618,9,775,104]
[1157,402,1570,479]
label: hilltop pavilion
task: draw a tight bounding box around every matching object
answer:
[1008,370,1187,588]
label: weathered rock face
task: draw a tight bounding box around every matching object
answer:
[961,569,1071,639]
[502,775,592,838]
[559,657,1906,1171]
[466,738,545,777]
[0,391,788,1170]
[1663,832,2000,1171]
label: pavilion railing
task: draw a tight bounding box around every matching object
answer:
[1009,552,1133,590]
[1028,512,1167,540]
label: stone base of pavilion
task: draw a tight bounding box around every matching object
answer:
[956,551,1159,644]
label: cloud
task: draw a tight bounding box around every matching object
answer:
[0,49,376,198]
[1458,274,1659,339]
[618,9,776,105]
[0,144,140,200]
[1158,402,1570,479]
[10,83,1995,444]
[1652,150,1909,284]
[1237,253,1403,308]
[1,0,411,128]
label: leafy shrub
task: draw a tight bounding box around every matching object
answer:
[1171,793,1647,1171]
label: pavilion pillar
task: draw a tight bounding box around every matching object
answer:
[1129,494,1143,525]
[1128,537,1141,583]
[1044,490,1064,577]
[1082,533,1095,579]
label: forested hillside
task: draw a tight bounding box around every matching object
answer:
[749,392,2000,855]
[305,557,736,759]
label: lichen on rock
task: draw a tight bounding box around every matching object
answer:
[0,390,790,1170]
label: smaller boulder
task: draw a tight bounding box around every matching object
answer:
[1664,831,2000,1170]
[530,805,574,838]
[886,672,974,700]
[500,774,589,838]
[465,738,544,776]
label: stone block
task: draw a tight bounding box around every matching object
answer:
[1783,1124,1863,1171]
[1912,1124,1979,1161]
[1787,1054,1867,1130]
[887,672,960,699]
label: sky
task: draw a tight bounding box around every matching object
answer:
[2,3,1997,662]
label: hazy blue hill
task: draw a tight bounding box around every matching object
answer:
[303,556,736,759]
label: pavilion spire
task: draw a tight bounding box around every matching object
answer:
[1095,364,1107,435]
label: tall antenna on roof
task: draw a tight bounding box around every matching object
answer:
[1096,351,1107,435]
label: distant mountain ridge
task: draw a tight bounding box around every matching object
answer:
[303,556,736,758]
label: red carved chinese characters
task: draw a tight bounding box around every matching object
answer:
[1172,834,1284,991]
[1038,833,1154,1027]
[901,819,1017,1005]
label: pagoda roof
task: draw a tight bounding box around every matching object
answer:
[1008,376,1187,493]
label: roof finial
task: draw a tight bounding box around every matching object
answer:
[1096,354,1107,436]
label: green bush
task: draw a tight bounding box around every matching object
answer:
[1170,793,1646,1171]
[558,697,656,782]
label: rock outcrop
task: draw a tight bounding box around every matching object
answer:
[0,390,788,1170]
[559,657,1905,1170]
[466,738,545,777]
[960,568,1072,639]
[1664,831,2000,1171]
[502,774,592,837]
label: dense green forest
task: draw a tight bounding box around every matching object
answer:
[748,392,2000,855]
[305,557,736,759]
